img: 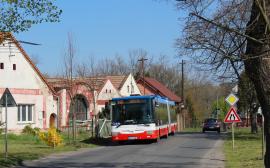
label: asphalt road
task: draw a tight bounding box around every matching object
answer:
[22,132,225,168]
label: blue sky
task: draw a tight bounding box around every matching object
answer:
[16,0,182,76]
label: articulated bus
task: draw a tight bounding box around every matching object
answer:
[111,95,177,142]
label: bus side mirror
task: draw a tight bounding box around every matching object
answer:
[155,102,159,107]
[155,119,159,125]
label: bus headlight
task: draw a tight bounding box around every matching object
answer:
[146,131,153,135]
[112,132,119,136]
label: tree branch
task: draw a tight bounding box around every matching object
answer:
[255,0,270,33]
[190,12,264,44]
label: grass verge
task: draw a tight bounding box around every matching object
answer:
[0,131,96,167]
[224,127,264,168]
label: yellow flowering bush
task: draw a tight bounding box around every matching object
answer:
[39,127,62,147]
[39,131,46,141]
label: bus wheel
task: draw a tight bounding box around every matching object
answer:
[154,132,160,143]
[118,141,125,145]
[164,131,169,139]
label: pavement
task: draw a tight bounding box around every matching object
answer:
[20,132,225,168]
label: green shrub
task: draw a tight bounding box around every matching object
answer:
[22,125,34,135]
[33,127,41,135]
[22,125,40,136]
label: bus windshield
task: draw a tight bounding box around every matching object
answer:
[112,98,154,125]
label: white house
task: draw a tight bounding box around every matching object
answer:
[96,78,120,113]
[0,33,57,132]
[107,74,141,97]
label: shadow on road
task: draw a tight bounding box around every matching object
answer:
[80,132,226,147]
[80,137,156,146]
[81,137,115,146]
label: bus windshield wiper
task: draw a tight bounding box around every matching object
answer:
[116,124,122,128]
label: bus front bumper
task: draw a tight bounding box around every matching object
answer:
[112,130,159,141]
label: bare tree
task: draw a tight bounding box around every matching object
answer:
[128,49,149,76]
[63,32,78,143]
[77,55,97,77]
[128,49,141,74]
[176,0,252,79]
[95,54,130,76]
[77,55,105,138]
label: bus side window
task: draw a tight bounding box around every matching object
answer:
[154,105,159,125]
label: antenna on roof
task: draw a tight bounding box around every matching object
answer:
[18,40,41,46]
[7,39,41,57]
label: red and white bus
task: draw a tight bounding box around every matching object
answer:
[111,95,177,142]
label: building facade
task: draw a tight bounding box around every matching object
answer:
[0,33,57,132]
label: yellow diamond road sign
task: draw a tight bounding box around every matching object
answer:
[225,93,239,106]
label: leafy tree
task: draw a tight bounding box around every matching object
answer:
[0,0,62,33]
[238,71,259,133]
[211,97,230,121]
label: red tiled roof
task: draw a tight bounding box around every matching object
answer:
[84,77,107,91]
[137,83,154,95]
[137,77,181,103]
[106,75,127,89]
[47,77,107,91]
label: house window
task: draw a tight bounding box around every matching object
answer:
[131,85,134,93]
[109,90,111,93]
[13,64,16,70]
[17,105,34,122]
[105,89,108,93]
[0,63,4,69]
[127,85,130,93]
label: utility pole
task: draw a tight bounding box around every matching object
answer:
[181,60,185,100]
[179,60,185,129]
[138,57,148,95]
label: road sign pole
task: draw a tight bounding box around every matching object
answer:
[0,88,16,160]
[232,122,234,150]
[5,93,8,159]
[224,93,240,151]
[262,115,264,160]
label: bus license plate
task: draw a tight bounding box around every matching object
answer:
[128,137,137,140]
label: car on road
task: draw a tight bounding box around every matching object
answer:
[202,118,221,133]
